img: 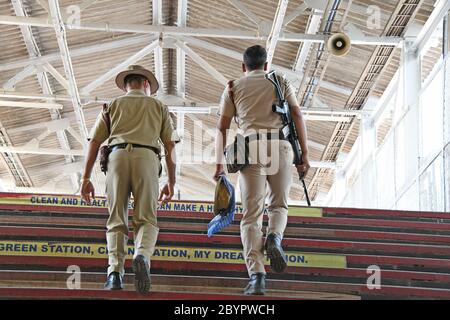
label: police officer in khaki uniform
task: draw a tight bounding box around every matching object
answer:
[214,46,310,295]
[81,65,178,294]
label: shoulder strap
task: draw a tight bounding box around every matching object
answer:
[101,103,111,134]
[227,80,240,127]
[273,72,286,101]
[227,80,235,104]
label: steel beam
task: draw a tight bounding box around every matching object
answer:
[177,0,188,98]
[175,40,227,86]
[176,38,186,97]
[48,0,100,191]
[319,80,352,96]
[2,65,36,90]
[0,100,62,109]
[0,121,33,188]
[176,0,188,178]
[314,0,425,201]
[308,140,326,152]
[48,0,88,142]
[3,185,78,194]
[0,90,90,102]
[34,161,84,176]
[152,0,164,96]
[152,0,162,29]
[413,0,450,53]
[310,161,336,169]
[266,0,289,67]
[0,15,403,45]
[226,0,264,26]
[0,90,199,106]
[0,35,154,73]
[181,36,353,95]
[283,2,308,26]
[80,40,159,94]
[40,62,70,91]
[36,0,49,13]
[293,9,322,74]
[0,91,368,118]
[153,46,164,96]
[0,143,336,168]
[0,146,84,156]
[77,0,98,12]
[11,0,78,190]
[6,118,70,135]
[176,112,185,176]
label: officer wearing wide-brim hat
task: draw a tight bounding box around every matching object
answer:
[81,65,179,294]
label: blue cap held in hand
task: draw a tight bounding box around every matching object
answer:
[208,175,236,237]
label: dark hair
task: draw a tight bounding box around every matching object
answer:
[124,74,147,86]
[243,45,267,70]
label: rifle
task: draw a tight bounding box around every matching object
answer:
[265,70,311,206]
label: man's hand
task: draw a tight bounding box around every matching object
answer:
[296,154,311,180]
[215,115,232,181]
[80,139,101,204]
[159,183,174,205]
[81,180,95,204]
[213,164,226,181]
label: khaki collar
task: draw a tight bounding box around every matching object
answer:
[246,69,267,76]
[126,89,146,96]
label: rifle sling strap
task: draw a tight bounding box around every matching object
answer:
[101,103,111,134]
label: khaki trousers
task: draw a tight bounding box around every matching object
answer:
[239,139,294,276]
[105,144,160,276]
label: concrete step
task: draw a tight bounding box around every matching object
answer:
[2,209,450,236]
[1,197,449,299]
[2,204,450,229]
[2,227,448,259]
[0,270,359,300]
[0,287,305,300]
[322,207,450,221]
[2,223,450,246]
[1,248,450,289]
[2,270,450,299]
[3,201,450,221]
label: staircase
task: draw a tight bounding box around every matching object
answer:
[0,192,449,300]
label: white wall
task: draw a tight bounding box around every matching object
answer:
[326,16,450,212]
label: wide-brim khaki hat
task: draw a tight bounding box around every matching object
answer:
[115,65,159,94]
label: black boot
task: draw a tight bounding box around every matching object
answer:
[265,233,288,273]
[244,273,266,295]
[104,272,123,290]
[132,255,151,294]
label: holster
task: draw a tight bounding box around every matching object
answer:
[224,134,249,173]
[100,103,111,175]
[99,145,111,174]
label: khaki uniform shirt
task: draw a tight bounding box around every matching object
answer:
[89,89,179,151]
[218,70,299,136]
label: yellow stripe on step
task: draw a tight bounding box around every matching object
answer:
[0,194,322,217]
[0,240,346,269]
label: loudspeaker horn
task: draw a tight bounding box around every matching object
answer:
[327,33,351,57]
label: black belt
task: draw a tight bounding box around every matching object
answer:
[110,143,160,156]
[246,131,287,142]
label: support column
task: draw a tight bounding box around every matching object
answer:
[401,40,421,209]
[176,112,185,183]
[359,114,376,161]
[403,42,421,113]
[444,13,450,144]
[358,114,377,208]
[444,13,450,211]
[333,165,346,207]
